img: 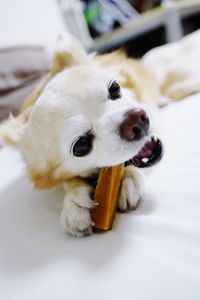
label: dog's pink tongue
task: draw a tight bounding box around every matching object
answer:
[139,141,155,158]
[140,147,152,158]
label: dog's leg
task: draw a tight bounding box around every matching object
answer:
[118,166,144,212]
[60,179,95,237]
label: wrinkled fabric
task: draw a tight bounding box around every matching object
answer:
[0,46,49,121]
[143,29,200,100]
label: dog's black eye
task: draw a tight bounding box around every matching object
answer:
[72,134,94,157]
[109,80,121,100]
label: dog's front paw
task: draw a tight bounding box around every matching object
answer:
[61,202,93,237]
[61,182,95,237]
[118,166,144,212]
[61,205,93,237]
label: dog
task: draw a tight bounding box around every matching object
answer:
[0,34,162,237]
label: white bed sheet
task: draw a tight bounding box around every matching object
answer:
[0,92,200,299]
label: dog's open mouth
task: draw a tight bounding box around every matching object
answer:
[125,136,163,168]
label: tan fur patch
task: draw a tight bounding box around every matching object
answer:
[20,73,52,113]
[97,50,159,105]
[29,165,73,189]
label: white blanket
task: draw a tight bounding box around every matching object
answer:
[143,29,200,100]
[1,38,200,299]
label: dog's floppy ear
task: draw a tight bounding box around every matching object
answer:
[0,109,29,148]
[51,32,89,74]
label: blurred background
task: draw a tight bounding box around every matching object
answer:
[1,0,200,56]
[0,0,200,121]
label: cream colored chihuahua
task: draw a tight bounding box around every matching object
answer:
[0,34,162,237]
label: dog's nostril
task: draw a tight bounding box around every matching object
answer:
[132,126,143,140]
[141,112,148,123]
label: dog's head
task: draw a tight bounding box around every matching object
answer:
[0,34,162,188]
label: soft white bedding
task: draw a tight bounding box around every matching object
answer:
[0,92,200,300]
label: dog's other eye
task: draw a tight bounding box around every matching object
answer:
[72,134,94,157]
[108,80,121,100]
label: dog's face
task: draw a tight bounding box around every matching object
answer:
[0,35,162,188]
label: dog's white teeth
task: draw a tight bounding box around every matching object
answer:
[152,136,157,142]
[142,157,149,163]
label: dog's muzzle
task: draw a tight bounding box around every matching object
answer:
[120,108,163,168]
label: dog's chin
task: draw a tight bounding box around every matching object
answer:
[125,136,163,168]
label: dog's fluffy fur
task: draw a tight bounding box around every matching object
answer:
[0,34,160,237]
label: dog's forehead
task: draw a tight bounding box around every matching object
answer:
[35,65,117,117]
[30,64,116,128]
[52,65,113,99]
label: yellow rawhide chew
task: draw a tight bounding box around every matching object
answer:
[92,164,124,230]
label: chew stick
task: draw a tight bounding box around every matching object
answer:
[92,164,124,230]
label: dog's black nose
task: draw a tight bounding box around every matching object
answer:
[120,108,149,141]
